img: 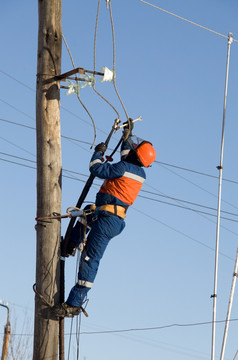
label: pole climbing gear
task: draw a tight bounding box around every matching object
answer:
[52,302,88,318]
[90,204,128,219]
[35,207,85,222]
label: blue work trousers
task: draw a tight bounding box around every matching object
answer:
[67,213,125,307]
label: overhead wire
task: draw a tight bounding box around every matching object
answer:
[92,0,120,119]
[156,160,238,186]
[1,152,238,260]
[133,207,234,261]
[141,189,238,218]
[3,149,238,232]
[157,161,238,211]
[62,34,97,148]
[62,0,130,148]
[0,98,34,121]
[5,317,238,337]
[108,0,129,121]
[3,106,238,186]
[2,115,238,187]
[139,0,238,43]
[0,135,35,157]
[0,157,36,170]
[3,150,238,222]
[0,67,111,139]
[3,105,238,231]
[139,194,238,223]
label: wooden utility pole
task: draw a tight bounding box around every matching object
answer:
[33,0,62,359]
[0,304,10,360]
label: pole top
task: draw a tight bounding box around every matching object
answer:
[228,32,233,44]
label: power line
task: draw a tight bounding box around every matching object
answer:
[0,153,236,260]
[0,69,35,92]
[141,189,238,218]
[2,116,238,186]
[139,194,238,223]
[0,69,109,137]
[0,117,92,147]
[0,153,89,179]
[1,70,238,187]
[5,317,238,337]
[0,98,35,121]
[2,151,238,223]
[0,136,35,157]
[156,160,238,186]
[0,118,35,130]
[158,161,238,211]
[139,0,238,43]
[0,70,237,257]
[0,157,36,170]
[133,207,234,260]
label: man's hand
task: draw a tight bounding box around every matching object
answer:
[95,142,107,154]
[123,118,134,131]
[122,128,130,140]
[122,118,134,140]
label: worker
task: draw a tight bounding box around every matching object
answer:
[52,125,156,317]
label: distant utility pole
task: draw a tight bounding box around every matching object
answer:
[33,0,62,359]
[0,304,10,360]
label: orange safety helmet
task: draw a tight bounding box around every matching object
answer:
[135,141,156,167]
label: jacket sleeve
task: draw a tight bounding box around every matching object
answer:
[120,137,132,160]
[89,151,125,179]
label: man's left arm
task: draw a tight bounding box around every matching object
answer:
[89,151,125,179]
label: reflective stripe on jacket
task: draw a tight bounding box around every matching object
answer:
[99,169,145,205]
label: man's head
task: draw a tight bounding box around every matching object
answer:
[125,140,156,167]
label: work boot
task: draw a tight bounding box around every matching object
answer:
[52,302,81,317]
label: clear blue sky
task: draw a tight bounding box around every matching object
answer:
[1,0,238,359]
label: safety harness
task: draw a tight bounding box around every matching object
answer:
[90,204,127,219]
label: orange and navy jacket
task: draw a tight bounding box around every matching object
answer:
[89,139,146,208]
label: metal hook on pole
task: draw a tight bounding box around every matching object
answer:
[211,32,233,360]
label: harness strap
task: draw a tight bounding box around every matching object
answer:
[90,204,127,219]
